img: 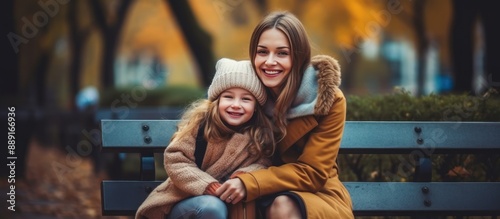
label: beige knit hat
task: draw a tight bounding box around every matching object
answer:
[208,58,267,105]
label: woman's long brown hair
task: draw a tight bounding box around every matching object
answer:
[249,11,311,141]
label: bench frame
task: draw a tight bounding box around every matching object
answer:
[100,120,500,217]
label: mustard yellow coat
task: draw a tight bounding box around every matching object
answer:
[237,55,354,219]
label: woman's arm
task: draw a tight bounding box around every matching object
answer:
[233,93,347,201]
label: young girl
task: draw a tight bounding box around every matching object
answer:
[135,58,275,219]
[217,11,355,219]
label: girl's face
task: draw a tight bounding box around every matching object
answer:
[254,28,292,95]
[218,87,256,128]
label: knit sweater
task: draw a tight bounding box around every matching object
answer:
[135,130,271,219]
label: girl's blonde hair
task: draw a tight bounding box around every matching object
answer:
[172,97,275,157]
[249,11,312,141]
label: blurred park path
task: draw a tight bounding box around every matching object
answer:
[2,141,130,219]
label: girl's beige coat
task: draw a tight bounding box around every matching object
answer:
[136,131,270,219]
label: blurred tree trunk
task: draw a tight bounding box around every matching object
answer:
[449,0,499,94]
[1,0,22,178]
[89,0,133,88]
[68,1,90,111]
[34,53,50,107]
[449,1,475,94]
[341,52,359,93]
[166,0,215,88]
[1,0,18,100]
[413,0,428,96]
[254,0,267,13]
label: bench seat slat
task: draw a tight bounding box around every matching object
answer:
[101,181,500,216]
[101,181,162,216]
[346,182,500,216]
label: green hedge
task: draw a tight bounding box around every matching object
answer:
[99,85,205,108]
[100,86,500,121]
[346,88,500,121]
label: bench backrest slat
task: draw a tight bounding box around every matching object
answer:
[101,120,178,152]
[101,120,500,154]
[94,107,184,123]
[342,121,500,153]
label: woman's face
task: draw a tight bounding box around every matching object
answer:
[218,87,256,128]
[253,28,292,95]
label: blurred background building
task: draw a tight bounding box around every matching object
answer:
[4,0,490,111]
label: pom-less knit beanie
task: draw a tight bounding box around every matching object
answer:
[208,58,267,106]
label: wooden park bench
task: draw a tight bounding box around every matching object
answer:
[100,120,500,217]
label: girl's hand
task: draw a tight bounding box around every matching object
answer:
[215,178,246,204]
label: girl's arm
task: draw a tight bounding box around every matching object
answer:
[164,133,219,195]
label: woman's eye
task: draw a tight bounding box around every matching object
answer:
[257,50,268,55]
[278,51,289,56]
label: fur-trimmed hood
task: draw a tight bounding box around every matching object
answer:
[311,55,342,115]
[281,54,341,118]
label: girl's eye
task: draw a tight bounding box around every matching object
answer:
[243,97,253,101]
[222,95,233,99]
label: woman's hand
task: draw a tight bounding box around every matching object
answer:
[216,178,247,204]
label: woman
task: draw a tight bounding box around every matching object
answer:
[135,58,275,219]
[216,11,354,219]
